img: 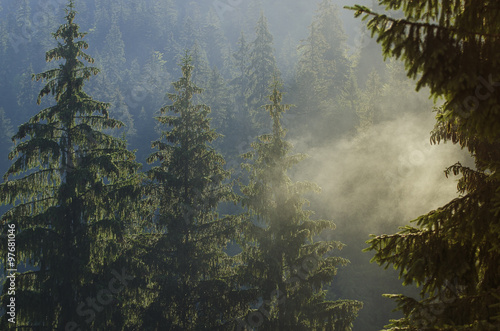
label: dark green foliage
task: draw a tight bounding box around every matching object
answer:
[239,78,362,330]
[348,1,500,329]
[0,3,142,328]
[142,53,244,329]
[0,0,434,328]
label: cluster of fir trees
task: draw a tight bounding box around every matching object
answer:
[0,3,362,330]
[0,0,367,177]
[293,0,354,140]
[348,1,500,330]
[0,0,436,328]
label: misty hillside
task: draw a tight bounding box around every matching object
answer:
[1,0,498,330]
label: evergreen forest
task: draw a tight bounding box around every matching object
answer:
[0,0,499,330]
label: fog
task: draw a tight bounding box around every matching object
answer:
[0,0,474,329]
[288,70,472,329]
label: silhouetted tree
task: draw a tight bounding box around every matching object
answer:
[349,1,500,328]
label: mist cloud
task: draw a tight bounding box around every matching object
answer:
[292,107,472,236]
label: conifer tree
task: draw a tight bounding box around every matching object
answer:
[0,3,142,329]
[203,8,233,78]
[239,78,362,330]
[356,70,382,134]
[14,0,32,54]
[293,0,355,141]
[348,1,500,329]
[278,33,299,82]
[143,52,243,329]
[111,90,136,138]
[204,66,233,133]
[190,41,211,90]
[180,14,202,51]
[100,17,126,84]
[246,13,279,131]
[227,32,257,162]
[244,0,264,35]
[296,0,350,101]
[151,0,177,39]
[232,32,251,112]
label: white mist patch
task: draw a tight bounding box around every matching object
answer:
[293,111,472,235]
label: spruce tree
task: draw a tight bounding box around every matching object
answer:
[203,8,233,78]
[100,17,126,84]
[190,41,211,90]
[180,15,202,51]
[204,66,233,134]
[143,52,243,329]
[151,0,177,39]
[246,13,279,132]
[296,0,351,100]
[232,31,251,106]
[294,0,355,141]
[227,32,257,168]
[239,78,362,330]
[0,3,142,329]
[348,1,500,329]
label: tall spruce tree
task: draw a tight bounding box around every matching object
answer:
[227,32,256,167]
[0,3,142,329]
[348,1,500,329]
[232,31,251,107]
[246,13,279,132]
[239,78,362,330]
[143,53,243,329]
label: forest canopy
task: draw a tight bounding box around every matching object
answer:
[0,0,496,330]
